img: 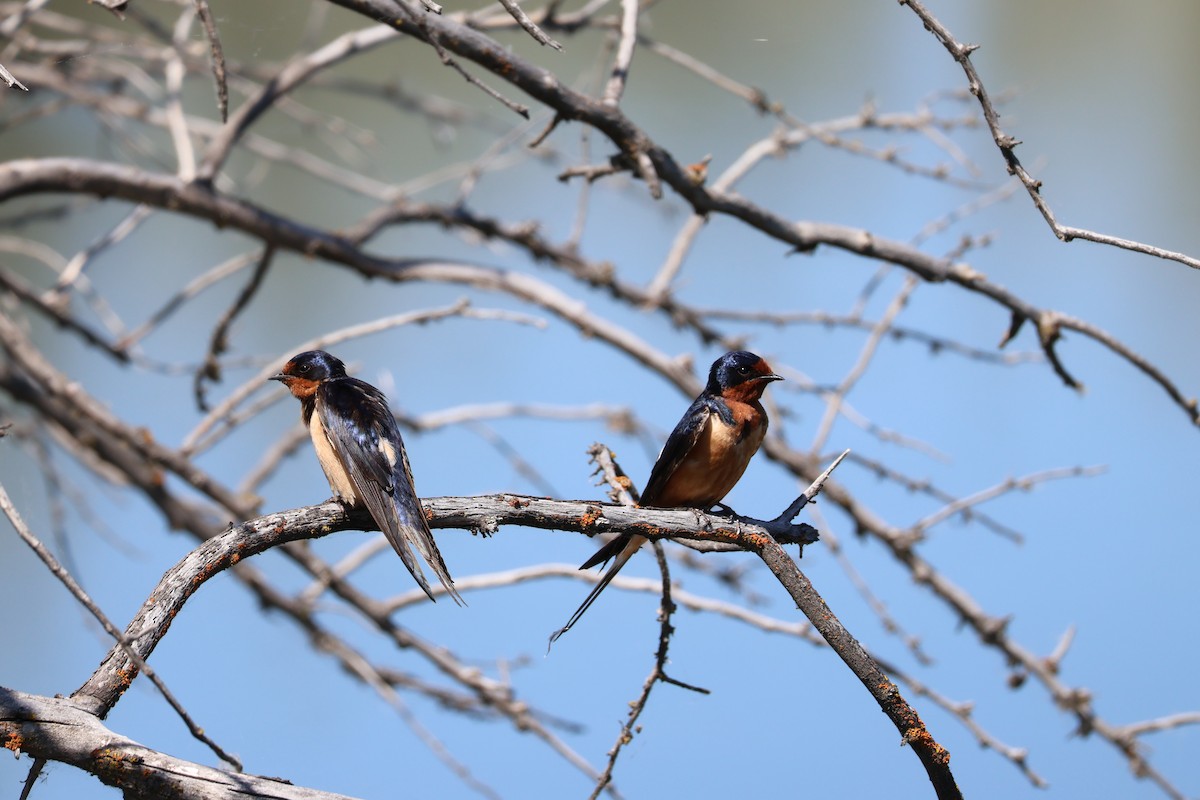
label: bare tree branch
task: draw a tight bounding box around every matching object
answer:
[897,0,1200,272]
[191,0,229,121]
[0,480,242,769]
[5,154,1194,426]
[496,0,563,51]
[0,687,355,800]
[2,2,1197,798]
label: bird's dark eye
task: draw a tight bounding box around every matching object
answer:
[737,365,751,375]
[297,363,310,374]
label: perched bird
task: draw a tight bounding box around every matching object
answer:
[551,350,782,642]
[271,350,462,604]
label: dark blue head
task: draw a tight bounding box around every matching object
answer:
[705,350,782,395]
[271,350,347,397]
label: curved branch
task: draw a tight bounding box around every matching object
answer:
[72,494,818,717]
[312,0,1199,425]
[0,687,357,800]
[897,0,1200,273]
[3,145,1194,426]
[0,158,697,393]
[70,449,960,800]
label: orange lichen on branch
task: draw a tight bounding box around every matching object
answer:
[193,555,233,588]
[732,527,773,550]
[579,506,603,531]
[904,725,950,764]
[3,730,24,753]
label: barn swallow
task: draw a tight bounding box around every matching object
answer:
[550,350,781,642]
[271,350,462,605]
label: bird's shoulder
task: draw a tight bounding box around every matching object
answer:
[316,377,408,489]
[317,377,396,438]
[680,391,767,433]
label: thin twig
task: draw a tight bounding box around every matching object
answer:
[166,6,198,181]
[587,543,701,800]
[496,0,563,50]
[601,0,638,105]
[193,245,275,411]
[897,0,1200,273]
[191,0,229,121]
[0,480,242,769]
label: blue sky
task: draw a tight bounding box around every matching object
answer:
[2,2,1199,798]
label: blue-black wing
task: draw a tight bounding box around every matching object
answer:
[317,377,462,604]
[639,394,722,507]
[576,394,716,572]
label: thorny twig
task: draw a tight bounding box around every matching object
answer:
[898,0,1200,273]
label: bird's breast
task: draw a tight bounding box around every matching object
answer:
[653,401,768,508]
[309,411,359,505]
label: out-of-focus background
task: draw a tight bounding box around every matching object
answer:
[1,1,1198,798]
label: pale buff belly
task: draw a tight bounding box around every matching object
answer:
[309,412,359,504]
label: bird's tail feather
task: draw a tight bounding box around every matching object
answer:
[577,533,631,571]
[548,534,645,646]
[413,535,465,606]
[386,496,465,606]
[379,523,438,602]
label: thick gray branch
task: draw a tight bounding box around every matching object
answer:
[73,495,816,718]
[0,687,357,800]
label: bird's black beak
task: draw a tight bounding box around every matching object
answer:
[269,372,288,383]
[760,373,783,383]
